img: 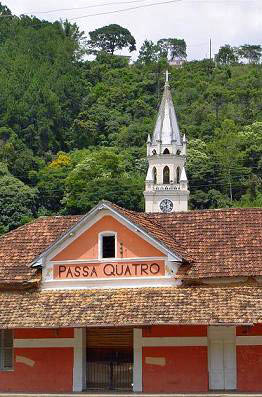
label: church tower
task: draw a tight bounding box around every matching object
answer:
[144,71,189,213]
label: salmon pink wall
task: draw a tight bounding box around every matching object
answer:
[237,324,262,336]
[237,345,262,392]
[53,215,164,260]
[143,325,207,337]
[237,325,262,392]
[143,346,208,392]
[0,347,73,392]
[15,328,74,338]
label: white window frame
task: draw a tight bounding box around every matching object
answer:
[98,231,117,260]
[0,330,14,371]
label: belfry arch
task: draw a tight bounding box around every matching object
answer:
[152,167,157,184]
[176,167,181,183]
[163,166,170,184]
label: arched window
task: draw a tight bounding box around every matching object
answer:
[176,149,181,155]
[176,167,181,183]
[163,148,170,154]
[152,167,157,184]
[152,149,157,155]
[163,166,170,184]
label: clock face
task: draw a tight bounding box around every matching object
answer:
[160,199,173,213]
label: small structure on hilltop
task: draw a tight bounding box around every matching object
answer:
[169,58,186,67]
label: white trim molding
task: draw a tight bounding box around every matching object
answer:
[142,336,208,347]
[50,256,166,265]
[236,336,262,345]
[14,338,75,348]
[133,328,143,392]
[42,275,180,290]
[73,328,86,392]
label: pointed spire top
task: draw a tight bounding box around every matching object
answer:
[180,167,188,182]
[182,133,187,143]
[147,134,151,144]
[152,72,181,146]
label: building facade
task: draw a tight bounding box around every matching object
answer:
[0,75,262,393]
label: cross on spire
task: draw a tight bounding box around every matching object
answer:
[165,70,171,84]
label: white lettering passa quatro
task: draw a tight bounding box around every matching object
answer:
[53,261,164,279]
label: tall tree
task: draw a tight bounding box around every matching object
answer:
[157,38,187,61]
[87,24,136,55]
[58,19,86,60]
[137,40,161,64]
[238,44,262,64]
[215,44,239,65]
[0,3,11,14]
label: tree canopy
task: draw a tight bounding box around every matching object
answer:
[238,44,262,64]
[157,38,187,61]
[87,24,136,55]
[0,5,261,233]
[137,37,187,64]
[215,45,239,65]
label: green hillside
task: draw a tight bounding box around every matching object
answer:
[0,4,261,233]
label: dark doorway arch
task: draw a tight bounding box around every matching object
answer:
[163,148,170,154]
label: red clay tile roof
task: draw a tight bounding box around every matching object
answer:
[148,208,262,279]
[0,204,261,285]
[0,215,81,284]
[110,202,190,260]
[0,286,261,328]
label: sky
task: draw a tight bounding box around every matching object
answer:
[3,0,262,61]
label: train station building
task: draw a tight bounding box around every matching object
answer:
[0,75,262,393]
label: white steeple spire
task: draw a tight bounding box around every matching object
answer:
[144,71,190,213]
[152,70,181,146]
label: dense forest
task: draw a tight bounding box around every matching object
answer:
[0,3,261,233]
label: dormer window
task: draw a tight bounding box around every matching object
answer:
[99,232,117,259]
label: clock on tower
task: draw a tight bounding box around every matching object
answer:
[160,199,173,213]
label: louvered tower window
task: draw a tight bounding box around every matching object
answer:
[0,330,13,370]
